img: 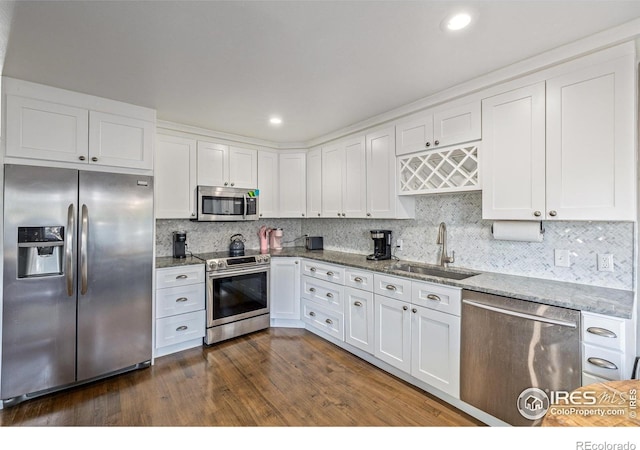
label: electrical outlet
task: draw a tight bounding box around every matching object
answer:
[396,239,403,251]
[554,249,570,267]
[597,254,614,272]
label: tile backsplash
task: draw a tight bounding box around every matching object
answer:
[157,191,635,290]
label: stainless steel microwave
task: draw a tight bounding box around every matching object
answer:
[195,186,259,221]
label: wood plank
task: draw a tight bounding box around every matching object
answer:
[0,328,483,427]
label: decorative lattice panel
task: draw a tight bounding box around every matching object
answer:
[398,143,480,194]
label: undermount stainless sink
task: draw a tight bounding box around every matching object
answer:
[387,263,479,281]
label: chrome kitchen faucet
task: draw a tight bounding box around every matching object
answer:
[437,222,455,267]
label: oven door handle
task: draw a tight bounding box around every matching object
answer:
[207,266,270,278]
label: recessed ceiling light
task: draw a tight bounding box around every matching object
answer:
[269,117,282,125]
[445,12,472,31]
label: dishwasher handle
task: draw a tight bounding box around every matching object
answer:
[462,299,577,328]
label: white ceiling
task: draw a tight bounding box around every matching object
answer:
[3,0,640,145]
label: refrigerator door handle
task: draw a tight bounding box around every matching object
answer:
[65,203,75,296]
[80,204,89,295]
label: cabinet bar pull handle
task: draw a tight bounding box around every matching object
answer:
[587,357,617,370]
[354,301,362,307]
[176,274,188,279]
[309,311,316,317]
[386,284,397,291]
[354,277,363,283]
[176,326,188,332]
[326,271,334,276]
[426,294,441,302]
[176,297,188,303]
[326,293,334,298]
[587,327,617,338]
[325,319,333,325]
[309,287,316,292]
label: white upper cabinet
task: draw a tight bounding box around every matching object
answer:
[258,150,306,218]
[278,152,307,218]
[321,136,367,218]
[545,57,635,221]
[482,82,546,220]
[306,147,322,218]
[321,142,344,217]
[395,101,480,156]
[257,149,279,218]
[196,140,227,186]
[482,53,636,221]
[155,134,197,219]
[5,81,155,171]
[197,141,258,189]
[88,111,154,170]
[6,95,89,163]
[229,146,258,189]
[366,127,397,218]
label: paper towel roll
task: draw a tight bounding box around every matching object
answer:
[492,221,544,242]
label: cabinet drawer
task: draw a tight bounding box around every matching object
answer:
[156,283,205,319]
[156,264,205,289]
[582,343,623,381]
[412,281,462,316]
[302,299,344,341]
[301,259,345,284]
[301,276,344,312]
[156,310,205,349]
[582,312,625,352]
[345,268,374,292]
[373,273,412,302]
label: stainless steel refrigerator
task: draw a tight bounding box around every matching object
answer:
[1,164,153,403]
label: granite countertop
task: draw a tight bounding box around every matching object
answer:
[156,255,205,269]
[156,247,635,319]
[270,247,635,319]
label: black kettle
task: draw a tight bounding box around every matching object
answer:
[229,234,246,256]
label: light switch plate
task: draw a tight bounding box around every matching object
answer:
[554,249,570,267]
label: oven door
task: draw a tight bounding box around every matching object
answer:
[206,266,270,327]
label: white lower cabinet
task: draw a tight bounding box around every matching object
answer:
[155,265,205,357]
[344,268,375,354]
[270,258,301,324]
[581,311,634,385]
[374,278,462,398]
[302,299,344,341]
[410,305,460,397]
[374,294,412,372]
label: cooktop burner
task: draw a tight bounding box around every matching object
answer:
[194,250,270,272]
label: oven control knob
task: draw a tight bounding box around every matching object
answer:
[208,261,217,271]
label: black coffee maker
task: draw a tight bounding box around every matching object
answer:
[173,231,187,258]
[367,230,392,261]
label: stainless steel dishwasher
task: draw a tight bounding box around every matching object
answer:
[460,290,581,426]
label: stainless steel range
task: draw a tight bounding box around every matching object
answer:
[195,250,270,345]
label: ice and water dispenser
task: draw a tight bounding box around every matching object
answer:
[17,226,65,278]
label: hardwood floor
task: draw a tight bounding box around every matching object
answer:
[0,328,483,426]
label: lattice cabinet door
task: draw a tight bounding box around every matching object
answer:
[398,142,480,194]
